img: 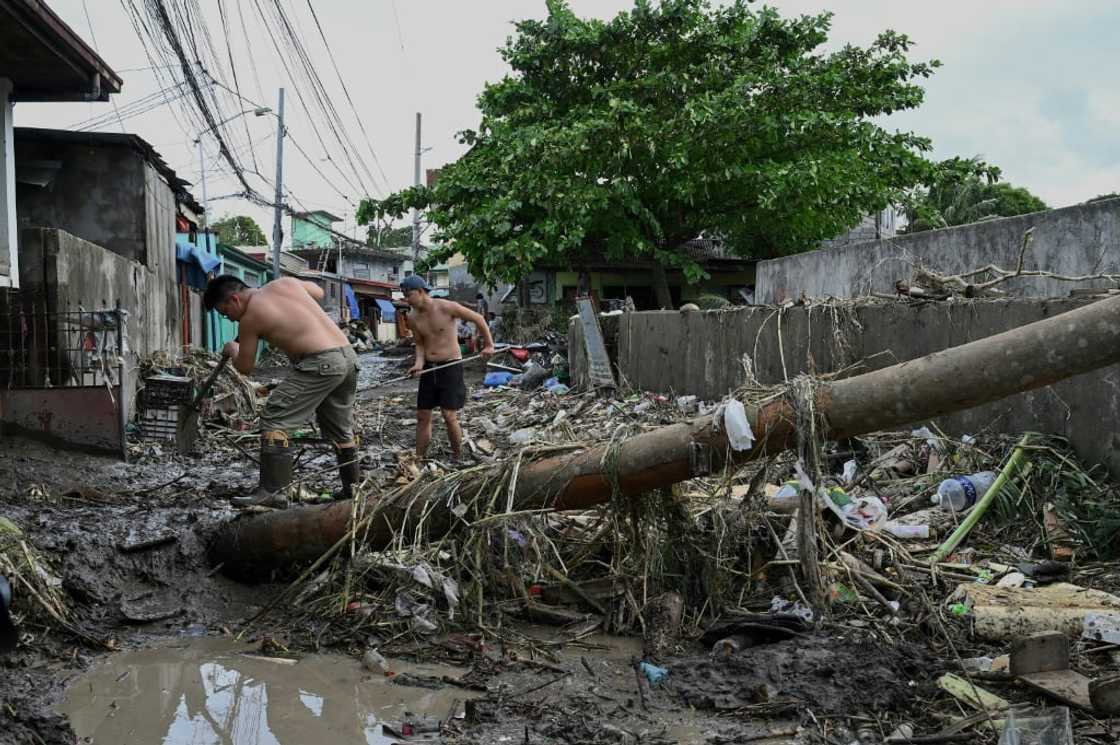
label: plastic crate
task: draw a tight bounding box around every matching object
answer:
[139,406,181,442]
[143,374,193,409]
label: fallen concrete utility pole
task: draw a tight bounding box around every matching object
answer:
[210,295,1120,578]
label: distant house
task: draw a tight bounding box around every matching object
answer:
[819,206,899,251]
[238,246,310,277]
[449,239,754,312]
[291,209,342,251]
[291,242,411,286]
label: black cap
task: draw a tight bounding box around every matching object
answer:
[400,275,429,293]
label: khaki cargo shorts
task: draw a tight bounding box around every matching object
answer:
[260,346,359,444]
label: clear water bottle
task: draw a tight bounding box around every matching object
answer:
[931,471,997,511]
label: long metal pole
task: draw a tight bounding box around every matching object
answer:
[411,111,421,265]
[271,88,286,280]
[197,138,208,230]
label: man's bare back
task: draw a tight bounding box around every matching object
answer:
[240,278,350,358]
[407,298,465,362]
[214,277,350,375]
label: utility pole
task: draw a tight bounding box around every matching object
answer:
[196,139,208,232]
[411,111,421,265]
[271,88,286,279]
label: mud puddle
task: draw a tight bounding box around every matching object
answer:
[59,637,476,744]
[356,353,409,392]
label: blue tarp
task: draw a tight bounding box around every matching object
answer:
[344,283,360,320]
[176,241,221,290]
[375,298,396,322]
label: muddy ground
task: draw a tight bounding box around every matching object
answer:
[1,350,1117,744]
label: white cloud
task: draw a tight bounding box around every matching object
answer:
[12,0,1119,229]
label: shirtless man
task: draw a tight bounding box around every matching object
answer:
[401,275,495,461]
[203,275,360,508]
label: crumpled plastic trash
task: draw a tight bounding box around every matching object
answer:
[770,596,814,623]
[714,399,754,451]
[639,661,669,686]
[395,591,439,633]
[484,371,514,387]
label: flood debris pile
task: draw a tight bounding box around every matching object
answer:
[0,516,70,644]
[234,390,1120,743]
[137,348,267,434]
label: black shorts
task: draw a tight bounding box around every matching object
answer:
[417,360,467,411]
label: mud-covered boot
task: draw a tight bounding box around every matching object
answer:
[232,440,293,508]
[335,445,361,501]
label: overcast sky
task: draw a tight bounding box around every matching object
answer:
[15,1,1120,244]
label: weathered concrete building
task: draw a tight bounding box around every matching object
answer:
[14,127,203,358]
[1,0,123,289]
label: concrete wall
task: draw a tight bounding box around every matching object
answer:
[20,227,181,362]
[571,299,1120,477]
[756,198,1120,303]
[144,163,177,286]
[15,137,150,264]
[0,385,125,454]
[1,79,15,280]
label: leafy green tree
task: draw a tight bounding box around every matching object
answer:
[358,0,988,286]
[366,224,415,248]
[904,162,1048,232]
[211,214,267,246]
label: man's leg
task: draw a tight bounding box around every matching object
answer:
[233,360,336,508]
[439,361,468,463]
[316,348,360,500]
[442,408,463,461]
[415,361,440,460]
[231,428,293,508]
[416,409,434,459]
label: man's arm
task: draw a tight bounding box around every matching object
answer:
[302,281,325,301]
[406,315,426,375]
[450,303,495,354]
[224,327,259,375]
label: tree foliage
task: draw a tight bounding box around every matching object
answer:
[211,214,268,246]
[366,224,415,248]
[904,161,1048,232]
[358,0,988,284]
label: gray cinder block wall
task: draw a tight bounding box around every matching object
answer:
[570,299,1120,478]
[756,198,1120,304]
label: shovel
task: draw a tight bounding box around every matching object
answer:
[357,344,513,392]
[176,352,231,454]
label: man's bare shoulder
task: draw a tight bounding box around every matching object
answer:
[262,277,304,295]
[431,298,465,315]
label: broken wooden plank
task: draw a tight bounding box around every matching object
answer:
[1020,669,1094,711]
[576,296,616,389]
[1089,673,1120,716]
[1010,631,1070,676]
[937,673,1009,711]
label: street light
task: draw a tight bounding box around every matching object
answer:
[193,107,272,230]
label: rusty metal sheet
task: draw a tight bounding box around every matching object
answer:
[0,386,124,454]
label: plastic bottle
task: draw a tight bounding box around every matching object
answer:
[931,471,997,511]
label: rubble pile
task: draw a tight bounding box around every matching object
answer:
[263,406,1120,743]
[138,348,268,429]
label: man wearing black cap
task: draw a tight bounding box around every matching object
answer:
[401,275,495,461]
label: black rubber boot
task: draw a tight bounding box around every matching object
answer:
[232,441,293,508]
[336,445,360,501]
